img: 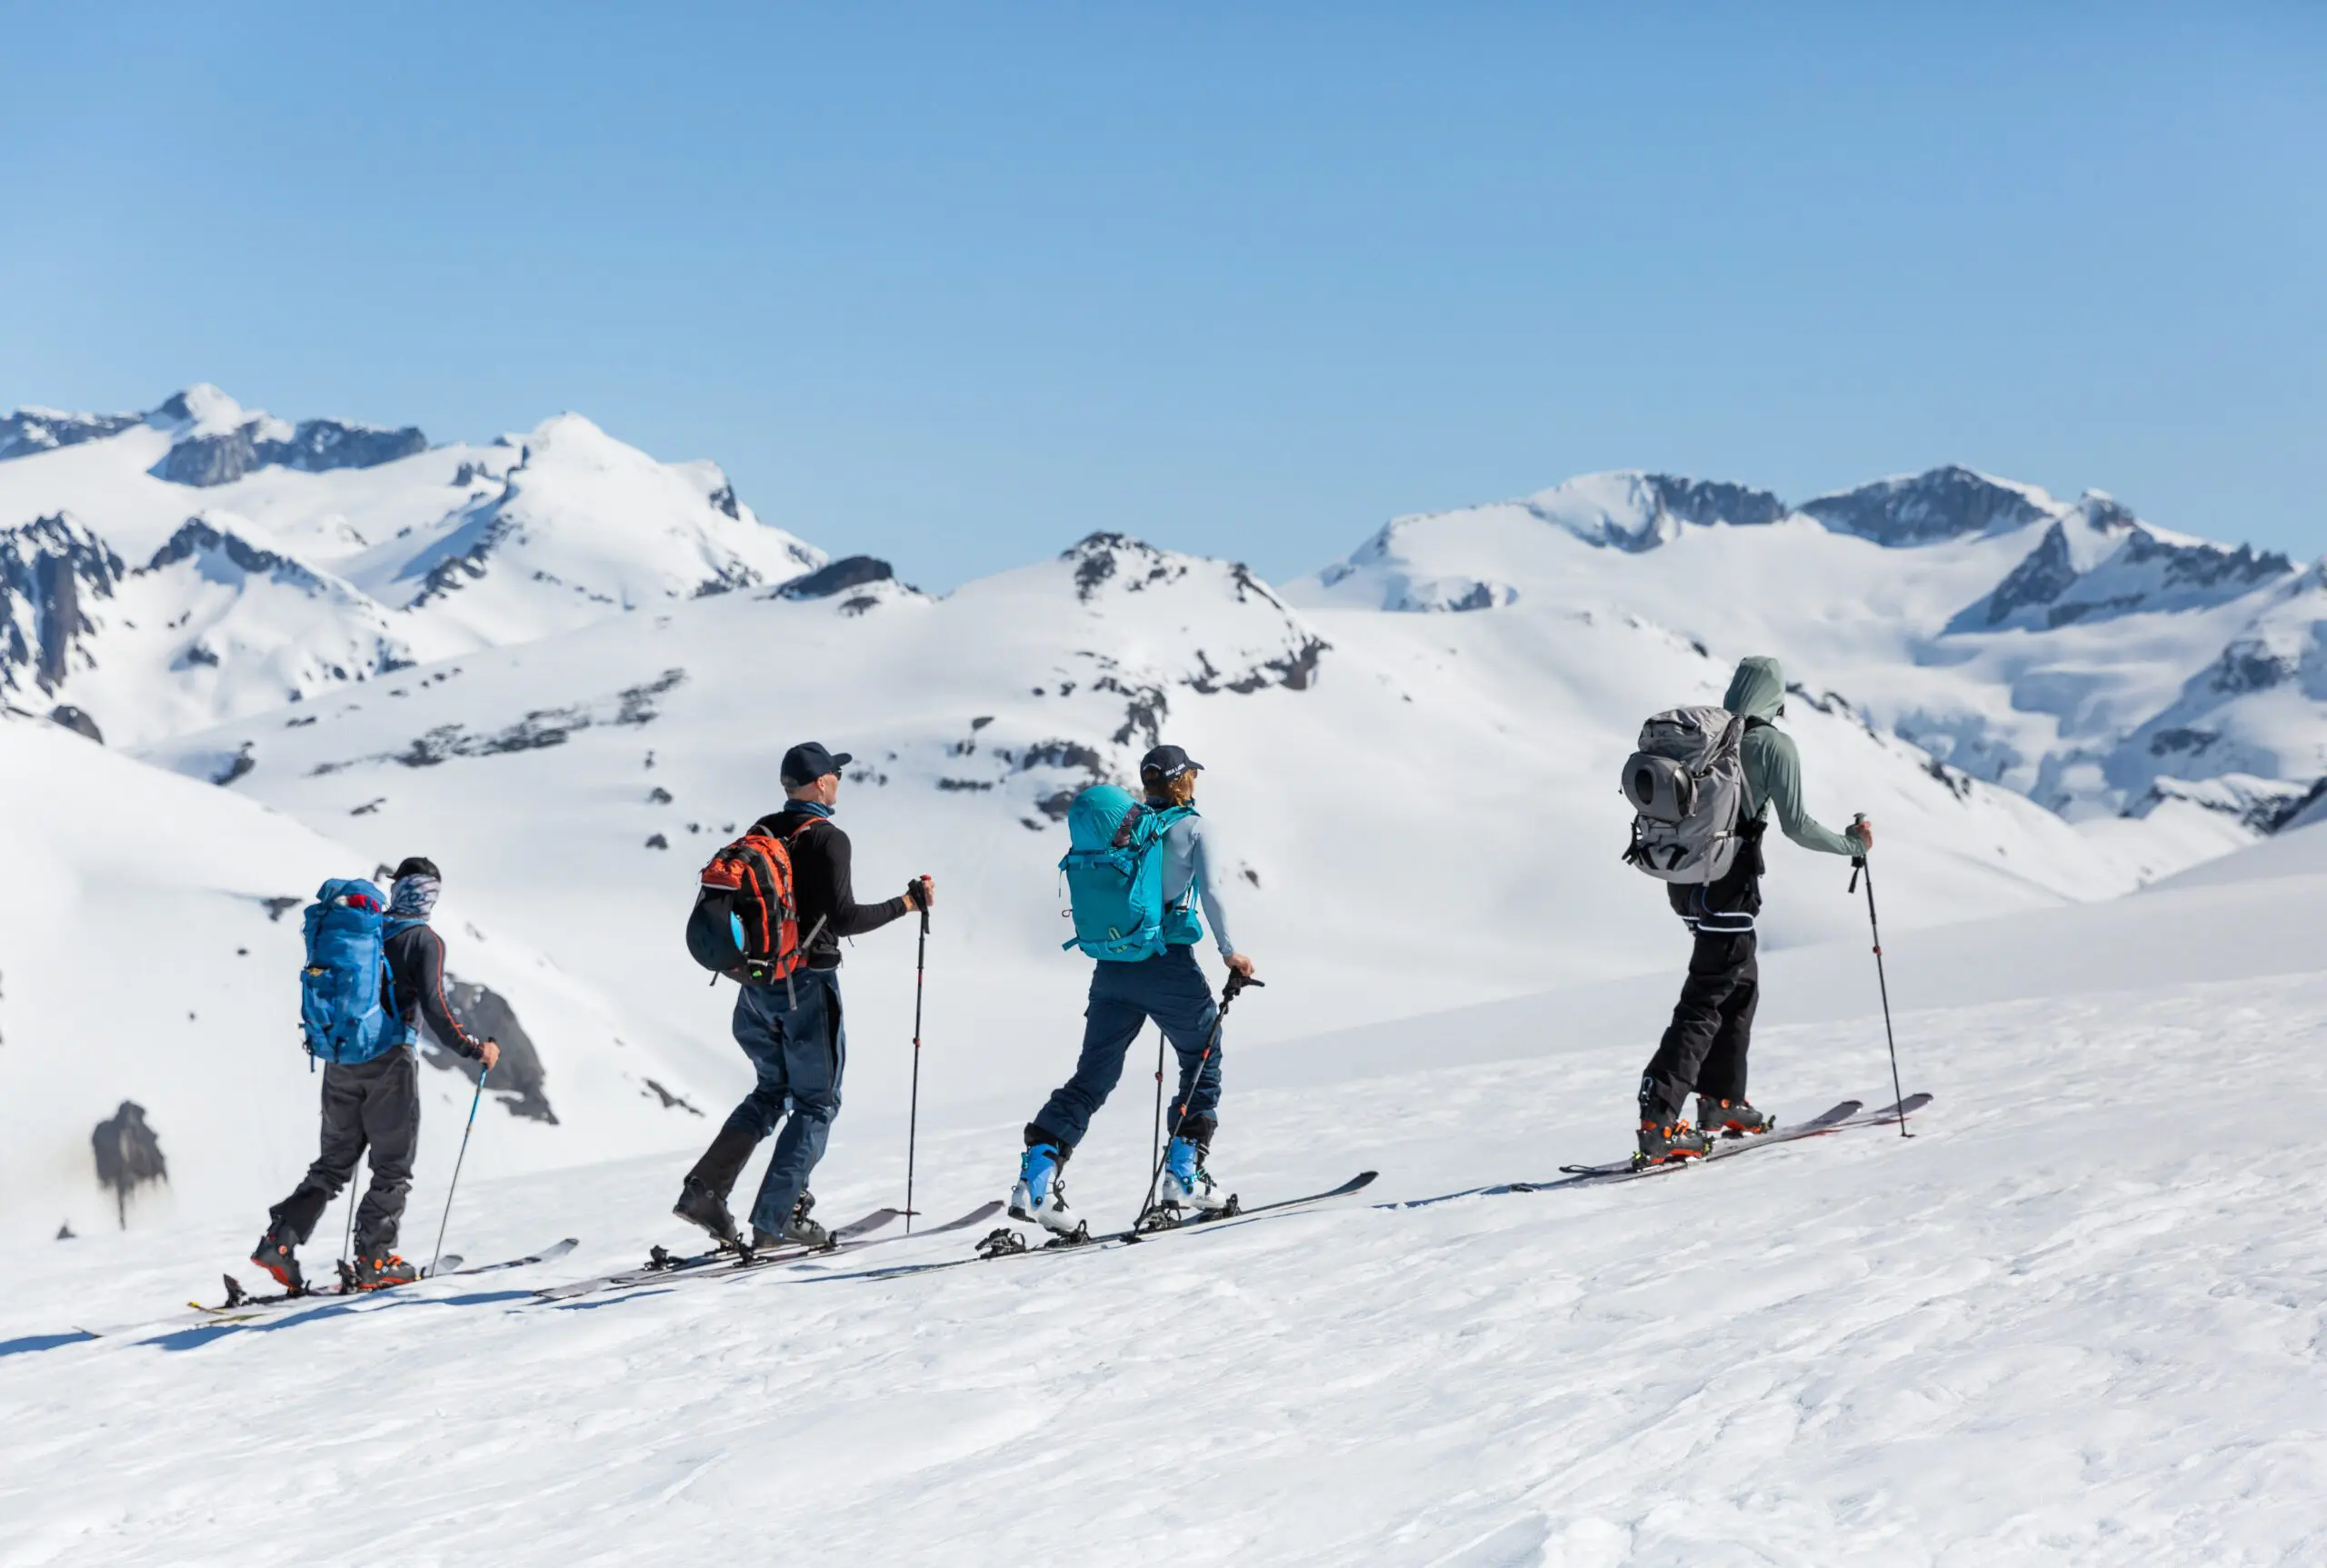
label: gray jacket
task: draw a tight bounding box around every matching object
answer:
[1723,655,1865,859]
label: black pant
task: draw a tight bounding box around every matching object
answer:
[268,1048,421,1252]
[1641,928,1761,1124]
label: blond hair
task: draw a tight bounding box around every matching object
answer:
[1143,768,1200,805]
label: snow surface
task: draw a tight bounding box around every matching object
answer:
[106,529,2150,1237]
[5,403,2326,1562]
[4,808,2323,1564]
[0,714,727,1247]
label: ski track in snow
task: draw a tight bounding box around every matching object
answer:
[5,967,2325,1565]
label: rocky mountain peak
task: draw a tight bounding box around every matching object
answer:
[146,385,428,487]
[1801,465,2054,546]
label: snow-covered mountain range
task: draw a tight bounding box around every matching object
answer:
[1301,465,2325,827]
[3,385,2322,1241]
[0,386,821,747]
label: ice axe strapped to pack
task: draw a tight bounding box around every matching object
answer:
[1619,705,1748,884]
[685,826,820,988]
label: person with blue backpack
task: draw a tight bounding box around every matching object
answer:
[1010,744,1257,1241]
[251,857,499,1292]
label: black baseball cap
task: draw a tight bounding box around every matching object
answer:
[781,742,853,787]
[1138,744,1203,781]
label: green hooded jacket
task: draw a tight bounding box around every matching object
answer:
[1723,655,1864,859]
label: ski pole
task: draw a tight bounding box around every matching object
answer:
[904,891,930,1234]
[1849,815,1911,1138]
[1134,971,1263,1230]
[1148,1026,1167,1200]
[339,1180,358,1283]
[428,1062,489,1277]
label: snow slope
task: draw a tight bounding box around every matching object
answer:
[3,804,2322,1565]
[135,533,2142,1157]
[0,714,729,1245]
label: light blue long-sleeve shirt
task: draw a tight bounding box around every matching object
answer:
[1153,805,1236,958]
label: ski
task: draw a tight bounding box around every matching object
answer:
[1513,1093,1930,1193]
[66,1239,581,1339]
[537,1202,1004,1303]
[187,1250,465,1317]
[534,1207,902,1302]
[811,1172,1381,1286]
[442,1237,579,1276]
[184,1235,585,1317]
[1381,1099,1873,1211]
[711,1200,1010,1285]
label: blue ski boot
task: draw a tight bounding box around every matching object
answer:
[1156,1125,1233,1220]
[1009,1132,1085,1241]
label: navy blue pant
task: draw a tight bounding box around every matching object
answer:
[722,968,846,1236]
[1034,945,1223,1149]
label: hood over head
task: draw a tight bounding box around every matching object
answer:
[1723,655,1786,722]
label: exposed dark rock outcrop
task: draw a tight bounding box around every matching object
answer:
[427,980,556,1124]
[47,704,102,743]
[1642,476,1791,531]
[0,514,125,697]
[92,1101,167,1228]
[153,414,428,488]
[0,407,143,461]
[1802,466,2052,546]
[385,669,687,767]
[1973,523,2082,628]
[145,517,337,594]
[781,556,895,600]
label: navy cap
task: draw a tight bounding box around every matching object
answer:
[1138,744,1203,782]
[781,741,854,787]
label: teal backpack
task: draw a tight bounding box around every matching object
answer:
[1058,784,1202,962]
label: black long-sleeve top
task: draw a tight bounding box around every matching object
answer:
[385,921,484,1058]
[754,805,911,970]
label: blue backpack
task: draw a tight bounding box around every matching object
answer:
[1058,784,1201,962]
[299,879,405,1064]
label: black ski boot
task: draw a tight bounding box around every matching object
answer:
[249,1225,305,1293]
[1635,1116,1713,1168]
[1696,1095,1774,1138]
[750,1192,834,1254]
[673,1177,743,1250]
[349,1247,420,1290]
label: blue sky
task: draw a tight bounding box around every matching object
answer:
[2,5,2319,588]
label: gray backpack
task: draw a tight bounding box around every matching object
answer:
[1620,705,1747,884]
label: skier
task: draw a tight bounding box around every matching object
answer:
[672,742,933,1253]
[1011,744,1256,1239]
[252,857,499,1290]
[1635,656,1871,1164]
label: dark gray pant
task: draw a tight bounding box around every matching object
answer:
[268,1048,421,1253]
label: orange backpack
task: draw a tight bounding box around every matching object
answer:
[685,823,814,984]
